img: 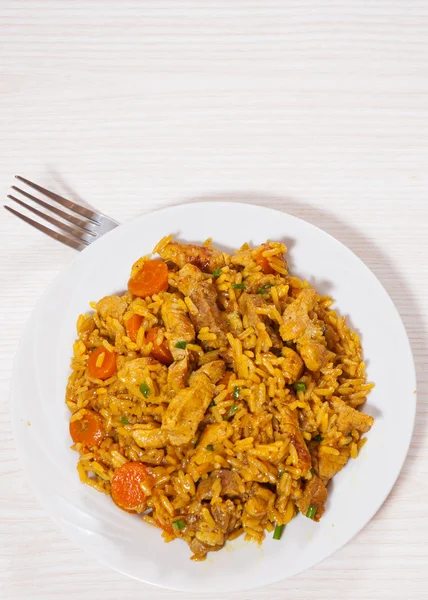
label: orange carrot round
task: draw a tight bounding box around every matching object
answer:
[70,410,105,447]
[125,313,143,342]
[146,326,173,366]
[87,346,117,380]
[128,259,169,298]
[255,246,276,275]
[111,462,149,512]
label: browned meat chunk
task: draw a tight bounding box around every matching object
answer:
[278,407,311,473]
[96,295,127,321]
[159,241,225,273]
[281,347,304,383]
[210,500,241,532]
[161,293,195,361]
[196,469,246,501]
[162,361,225,445]
[189,537,223,559]
[330,397,374,435]
[317,447,350,480]
[177,264,228,348]
[295,474,327,521]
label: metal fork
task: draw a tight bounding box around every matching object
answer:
[4,176,119,251]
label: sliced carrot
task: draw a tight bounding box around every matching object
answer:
[70,410,105,447]
[146,326,173,366]
[219,371,233,399]
[87,346,117,380]
[125,313,143,342]
[111,462,149,512]
[255,245,276,275]
[128,259,169,298]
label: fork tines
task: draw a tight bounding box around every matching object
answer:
[4,176,118,251]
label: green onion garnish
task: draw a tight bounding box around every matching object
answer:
[294,381,307,392]
[226,320,231,327]
[232,283,246,290]
[278,469,284,479]
[306,505,317,519]
[232,386,240,399]
[206,444,214,451]
[257,283,273,295]
[172,518,186,531]
[212,268,222,279]
[175,341,187,349]
[310,467,315,477]
[273,524,284,540]
[209,400,215,408]
[257,287,268,295]
[139,382,150,398]
[312,434,323,442]
[120,416,129,425]
[229,404,238,415]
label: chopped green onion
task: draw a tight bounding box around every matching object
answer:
[310,467,315,477]
[172,518,186,531]
[139,382,150,398]
[120,416,129,425]
[312,434,323,443]
[257,283,273,295]
[175,341,187,349]
[273,524,284,540]
[229,404,238,415]
[226,320,231,327]
[294,381,307,392]
[232,386,240,399]
[278,469,284,479]
[306,505,317,519]
[209,400,216,408]
[232,283,246,290]
[212,268,222,279]
[206,444,214,451]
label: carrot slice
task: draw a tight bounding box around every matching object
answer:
[219,371,233,399]
[255,246,276,275]
[154,518,175,536]
[146,326,173,366]
[128,259,169,298]
[125,313,143,342]
[87,346,117,380]
[111,462,149,512]
[70,410,105,446]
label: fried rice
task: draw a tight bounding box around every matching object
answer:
[66,236,374,560]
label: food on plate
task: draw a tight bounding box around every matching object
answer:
[66,236,374,560]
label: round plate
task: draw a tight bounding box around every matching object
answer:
[11,202,416,592]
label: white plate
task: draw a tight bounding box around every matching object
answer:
[11,202,416,592]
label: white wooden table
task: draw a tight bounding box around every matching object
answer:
[1,2,427,599]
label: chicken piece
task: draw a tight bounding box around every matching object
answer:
[117,357,163,398]
[330,397,374,435]
[189,359,225,386]
[295,474,327,522]
[177,264,228,348]
[159,241,225,273]
[161,293,195,361]
[96,295,127,321]
[281,347,304,383]
[195,422,234,453]
[162,361,225,445]
[132,427,168,449]
[297,339,331,372]
[238,292,267,330]
[279,288,318,342]
[317,447,350,480]
[167,356,190,396]
[196,469,246,501]
[278,406,311,473]
[243,274,277,294]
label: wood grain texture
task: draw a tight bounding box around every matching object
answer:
[1,1,427,599]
